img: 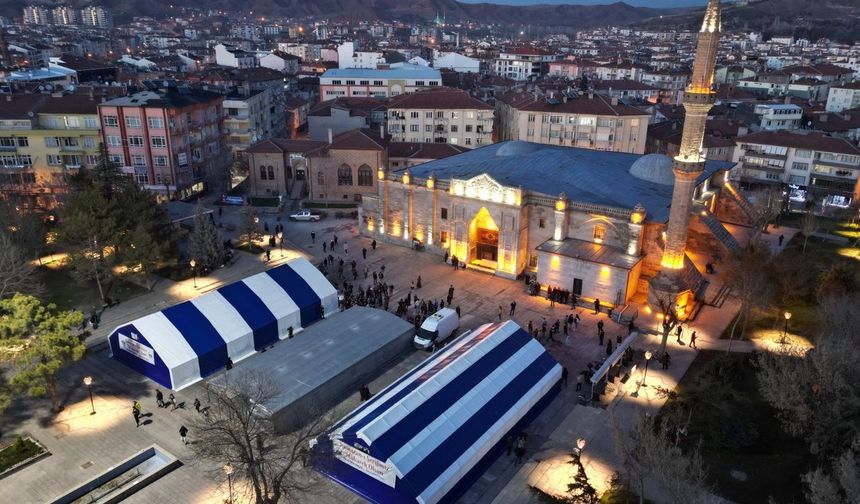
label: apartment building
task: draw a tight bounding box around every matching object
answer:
[752,103,803,131]
[52,6,77,25]
[98,83,226,200]
[826,82,860,113]
[308,97,387,141]
[306,129,389,203]
[733,130,860,207]
[496,91,649,154]
[493,47,558,81]
[387,88,494,148]
[214,44,257,69]
[223,89,274,156]
[0,92,103,209]
[319,65,441,99]
[22,5,50,25]
[81,6,112,28]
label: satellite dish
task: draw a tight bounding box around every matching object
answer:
[27,111,35,118]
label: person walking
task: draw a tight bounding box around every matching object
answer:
[168,393,176,411]
[778,234,784,246]
[362,247,367,260]
[594,298,601,314]
[661,352,671,370]
[344,243,349,255]
[371,239,377,250]
[574,313,580,330]
[333,235,338,246]
[498,306,503,321]
[515,433,527,465]
[689,331,698,349]
[179,425,189,445]
[456,305,461,318]
[155,389,164,408]
[676,324,684,345]
[561,366,568,387]
[576,372,583,391]
[311,231,316,243]
[598,329,605,346]
[510,301,517,317]
[323,241,327,253]
[606,340,613,356]
[505,434,514,457]
[265,249,271,262]
[132,406,141,427]
[417,275,422,289]
[193,398,201,413]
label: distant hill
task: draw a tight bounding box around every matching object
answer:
[1,0,662,28]
[635,0,860,43]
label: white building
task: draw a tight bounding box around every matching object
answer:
[387,88,494,148]
[320,65,442,99]
[224,89,274,155]
[51,6,77,25]
[826,82,860,113]
[22,5,50,25]
[752,103,803,131]
[733,130,860,207]
[336,42,384,69]
[433,52,480,74]
[259,51,301,74]
[494,47,558,81]
[214,44,257,69]
[80,6,111,28]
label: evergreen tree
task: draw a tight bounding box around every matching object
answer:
[566,451,599,504]
[189,202,224,273]
[0,294,85,413]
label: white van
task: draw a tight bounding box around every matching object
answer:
[414,308,460,350]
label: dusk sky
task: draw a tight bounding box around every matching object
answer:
[457,0,708,7]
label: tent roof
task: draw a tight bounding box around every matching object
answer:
[324,321,561,504]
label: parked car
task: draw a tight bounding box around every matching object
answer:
[289,210,321,221]
[414,308,460,350]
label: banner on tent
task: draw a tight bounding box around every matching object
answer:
[118,333,155,365]
[334,439,396,488]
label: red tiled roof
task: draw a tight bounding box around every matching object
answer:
[388,87,492,111]
[387,142,470,160]
[737,130,860,155]
[245,139,327,154]
[498,91,648,117]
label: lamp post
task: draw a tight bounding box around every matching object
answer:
[190,259,197,289]
[83,376,95,415]
[224,463,235,504]
[278,231,284,258]
[781,311,792,344]
[575,437,586,456]
[642,351,653,387]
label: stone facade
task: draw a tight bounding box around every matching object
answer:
[307,148,387,203]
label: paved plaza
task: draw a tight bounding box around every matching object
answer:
[0,200,761,504]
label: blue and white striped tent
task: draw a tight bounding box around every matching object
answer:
[313,320,562,504]
[108,257,337,391]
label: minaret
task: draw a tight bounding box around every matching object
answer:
[649,0,721,307]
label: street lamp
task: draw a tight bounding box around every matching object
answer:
[224,463,235,504]
[190,259,197,289]
[277,231,284,258]
[642,351,653,387]
[83,376,95,415]
[781,311,792,344]
[575,437,586,455]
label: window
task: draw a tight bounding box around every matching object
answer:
[85,117,98,128]
[539,218,546,229]
[791,162,809,171]
[527,114,535,123]
[131,155,146,166]
[357,165,373,186]
[128,136,144,147]
[425,111,432,118]
[415,81,425,86]
[465,138,472,145]
[317,171,325,185]
[154,156,167,166]
[83,136,96,148]
[529,254,538,268]
[148,117,164,128]
[125,116,141,128]
[103,115,118,127]
[410,125,419,132]
[331,80,342,85]
[359,80,369,85]
[107,135,122,146]
[466,111,475,119]
[260,165,268,180]
[373,80,383,86]
[47,154,62,166]
[109,154,123,164]
[45,137,58,147]
[267,166,275,180]
[411,112,419,118]
[441,208,448,219]
[795,149,812,158]
[425,125,432,132]
[440,231,448,244]
[86,155,98,165]
[151,136,167,148]
[345,80,356,85]
[337,164,353,185]
[450,125,458,132]
[465,125,473,132]
[593,224,606,243]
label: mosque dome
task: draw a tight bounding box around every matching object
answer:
[496,141,541,157]
[629,154,675,185]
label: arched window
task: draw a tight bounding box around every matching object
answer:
[259,165,267,180]
[357,164,373,186]
[337,164,353,185]
[317,171,325,185]
[267,165,275,180]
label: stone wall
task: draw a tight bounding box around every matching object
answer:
[307,148,387,203]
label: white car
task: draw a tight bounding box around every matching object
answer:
[289,210,321,221]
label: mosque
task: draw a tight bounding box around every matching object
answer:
[359,0,744,316]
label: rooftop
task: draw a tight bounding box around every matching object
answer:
[388,87,492,110]
[537,238,642,269]
[402,141,731,222]
[321,64,441,81]
[738,130,860,156]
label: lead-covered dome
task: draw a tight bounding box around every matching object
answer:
[629,153,674,185]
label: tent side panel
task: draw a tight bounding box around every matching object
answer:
[109,323,173,389]
[162,302,228,378]
[287,259,339,316]
[218,282,279,350]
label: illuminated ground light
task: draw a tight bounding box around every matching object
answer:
[750,329,813,354]
[52,394,131,434]
[527,452,616,496]
[837,247,860,261]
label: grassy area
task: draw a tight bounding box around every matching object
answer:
[235,242,266,254]
[0,436,45,473]
[248,196,281,207]
[36,265,148,313]
[660,351,811,504]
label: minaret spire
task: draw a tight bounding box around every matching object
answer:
[649,0,722,320]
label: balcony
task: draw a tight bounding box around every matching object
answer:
[60,144,83,152]
[742,161,784,173]
[0,145,18,152]
[741,149,786,161]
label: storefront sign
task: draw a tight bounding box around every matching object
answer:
[333,439,396,488]
[118,333,155,365]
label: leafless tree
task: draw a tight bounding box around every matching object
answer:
[801,211,817,254]
[755,294,860,458]
[725,247,774,349]
[749,189,783,241]
[0,234,41,299]
[610,411,714,504]
[803,436,860,504]
[190,370,337,504]
[653,293,680,357]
